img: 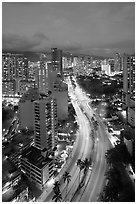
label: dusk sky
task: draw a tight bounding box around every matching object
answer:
[2,2,135,56]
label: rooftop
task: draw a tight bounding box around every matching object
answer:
[21,146,52,169]
[19,88,39,102]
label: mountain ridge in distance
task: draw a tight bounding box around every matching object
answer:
[2,50,106,61]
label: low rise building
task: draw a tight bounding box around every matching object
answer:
[20,146,54,189]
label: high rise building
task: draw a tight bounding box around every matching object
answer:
[47,62,68,120]
[33,61,40,88]
[33,96,57,152]
[47,63,59,91]
[122,54,135,127]
[17,80,35,95]
[108,59,115,73]
[28,61,36,81]
[52,82,68,120]
[18,88,39,130]
[19,92,57,189]
[123,54,135,105]
[114,53,121,72]
[51,48,63,77]
[83,56,93,68]
[16,56,28,80]
[101,59,111,76]
[2,80,16,96]
[38,54,48,94]
[2,53,17,80]
[2,53,29,96]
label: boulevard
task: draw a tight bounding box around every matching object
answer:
[37,77,111,202]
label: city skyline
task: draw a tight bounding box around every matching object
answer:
[2,1,135,202]
[2,2,135,56]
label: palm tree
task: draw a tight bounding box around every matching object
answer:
[63,171,71,200]
[52,192,62,202]
[99,184,119,202]
[105,144,131,165]
[53,180,60,194]
[83,158,90,174]
[93,120,98,131]
[76,159,82,167]
[76,159,84,186]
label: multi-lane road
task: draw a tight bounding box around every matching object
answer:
[37,77,111,202]
[69,78,112,202]
[37,88,93,201]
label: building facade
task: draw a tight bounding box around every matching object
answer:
[2,53,28,80]
[101,59,111,76]
[2,53,17,80]
[38,54,48,94]
[33,96,58,151]
[52,82,68,120]
[18,88,39,130]
[20,146,54,189]
[48,62,68,120]
[17,80,35,95]
[2,80,16,96]
[114,53,121,72]
[2,53,29,97]
[51,48,63,77]
[122,54,135,127]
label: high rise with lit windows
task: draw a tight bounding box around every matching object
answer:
[122,54,135,127]
[123,54,135,105]
[18,88,39,130]
[51,48,63,77]
[38,53,48,94]
[2,53,17,80]
[47,62,68,120]
[20,94,57,189]
[2,53,29,95]
[2,80,16,96]
[16,56,28,80]
[114,53,121,72]
[2,53,28,80]
[33,96,57,151]
[101,59,111,76]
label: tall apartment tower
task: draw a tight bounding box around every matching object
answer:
[51,48,63,77]
[16,56,28,80]
[122,54,135,107]
[47,63,68,120]
[2,53,29,80]
[18,88,39,130]
[114,53,121,72]
[20,93,56,190]
[122,54,135,127]
[101,59,111,76]
[2,53,17,80]
[33,96,57,152]
[2,53,29,96]
[38,54,48,94]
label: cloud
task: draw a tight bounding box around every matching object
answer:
[2,31,84,53]
[2,2,134,56]
[2,33,50,51]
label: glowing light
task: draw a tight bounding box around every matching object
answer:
[121,110,126,119]
[47,178,55,187]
